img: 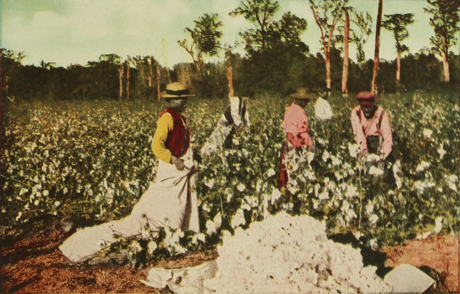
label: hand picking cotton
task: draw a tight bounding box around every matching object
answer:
[203,212,391,293]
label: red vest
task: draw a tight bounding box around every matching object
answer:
[160,107,190,157]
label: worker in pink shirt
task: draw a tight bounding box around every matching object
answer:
[278,88,314,188]
[351,92,395,184]
[351,91,393,159]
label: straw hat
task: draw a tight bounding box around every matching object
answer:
[356,91,375,106]
[160,82,195,99]
[291,88,316,100]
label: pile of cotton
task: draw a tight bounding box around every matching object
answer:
[203,212,391,293]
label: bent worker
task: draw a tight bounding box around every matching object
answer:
[351,91,394,178]
[201,95,250,157]
[314,90,333,121]
[60,82,199,262]
[278,88,314,188]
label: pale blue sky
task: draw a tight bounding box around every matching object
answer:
[1,0,458,68]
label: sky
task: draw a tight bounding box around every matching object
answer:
[1,0,458,68]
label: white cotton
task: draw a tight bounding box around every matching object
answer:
[270,188,282,205]
[204,212,390,293]
[348,143,359,158]
[447,174,458,183]
[267,168,276,177]
[331,155,341,166]
[437,144,446,159]
[315,98,333,121]
[416,161,430,172]
[413,181,425,192]
[434,217,443,234]
[241,202,251,211]
[369,214,379,225]
[423,129,433,139]
[392,160,401,174]
[148,241,158,254]
[318,191,329,200]
[345,184,359,199]
[231,208,246,229]
[366,154,381,163]
[213,213,222,229]
[317,138,327,146]
[369,238,379,251]
[307,151,315,164]
[369,166,384,176]
[365,201,374,216]
[206,220,217,235]
[196,233,206,243]
[322,150,330,162]
[130,240,142,253]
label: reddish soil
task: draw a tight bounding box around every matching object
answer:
[1,224,458,293]
[384,234,459,293]
[0,227,216,293]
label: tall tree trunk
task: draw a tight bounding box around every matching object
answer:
[126,62,130,102]
[119,66,124,101]
[443,53,450,83]
[371,0,383,95]
[341,10,350,97]
[326,47,331,92]
[157,66,161,101]
[396,51,401,89]
[228,66,234,97]
[148,60,153,88]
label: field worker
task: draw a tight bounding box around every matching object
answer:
[59,82,199,262]
[201,96,250,157]
[351,91,394,178]
[278,88,315,188]
[314,90,333,121]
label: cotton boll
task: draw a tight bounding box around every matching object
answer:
[213,213,222,229]
[206,220,217,235]
[423,128,433,139]
[416,161,430,172]
[434,217,443,234]
[369,166,384,176]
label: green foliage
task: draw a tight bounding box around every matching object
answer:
[229,0,280,51]
[178,13,223,71]
[1,91,458,263]
[230,0,308,54]
[0,48,459,103]
[382,14,415,54]
[424,0,460,56]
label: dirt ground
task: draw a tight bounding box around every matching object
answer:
[384,234,459,293]
[1,223,458,293]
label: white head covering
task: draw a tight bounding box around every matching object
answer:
[315,97,333,121]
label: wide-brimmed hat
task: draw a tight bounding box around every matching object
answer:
[291,88,316,100]
[357,91,375,106]
[160,82,195,99]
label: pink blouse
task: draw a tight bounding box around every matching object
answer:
[282,103,313,148]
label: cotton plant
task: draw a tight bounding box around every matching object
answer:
[2,91,459,254]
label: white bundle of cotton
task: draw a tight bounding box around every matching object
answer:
[203,212,391,293]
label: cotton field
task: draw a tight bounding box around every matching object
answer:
[1,91,459,263]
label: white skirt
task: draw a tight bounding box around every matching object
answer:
[59,148,199,262]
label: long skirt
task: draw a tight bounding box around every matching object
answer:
[59,148,199,262]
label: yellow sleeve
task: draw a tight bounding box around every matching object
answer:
[152,114,174,164]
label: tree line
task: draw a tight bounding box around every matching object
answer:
[1,0,459,102]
